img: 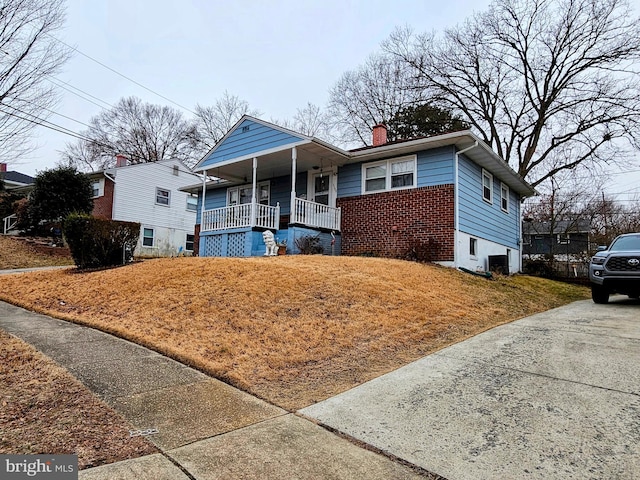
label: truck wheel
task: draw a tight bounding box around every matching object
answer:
[591,285,609,304]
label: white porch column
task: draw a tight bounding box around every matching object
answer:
[200,169,207,224]
[251,157,257,227]
[290,146,297,223]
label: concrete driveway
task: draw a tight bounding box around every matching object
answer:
[301,298,640,480]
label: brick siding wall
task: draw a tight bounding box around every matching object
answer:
[337,185,455,261]
[92,178,114,219]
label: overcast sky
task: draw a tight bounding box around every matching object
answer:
[18,0,640,202]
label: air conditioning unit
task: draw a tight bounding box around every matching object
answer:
[488,255,509,274]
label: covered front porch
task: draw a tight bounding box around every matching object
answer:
[193,117,349,257]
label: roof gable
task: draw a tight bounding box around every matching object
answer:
[195,116,308,171]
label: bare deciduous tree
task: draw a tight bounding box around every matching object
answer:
[385,0,640,188]
[327,52,426,146]
[60,97,198,171]
[271,102,335,141]
[194,91,260,154]
[0,0,70,164]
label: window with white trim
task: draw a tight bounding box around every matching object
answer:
[91,179,102,198]
[482,170,493,203]
[186,233,195,251]
[227,182,270,206]
[500,183,509,212]
[142,228,154,247]
[186,194,198,212]
[156,188,170,206]
[362,155,416,193]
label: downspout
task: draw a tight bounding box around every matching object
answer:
[454,141,478,269]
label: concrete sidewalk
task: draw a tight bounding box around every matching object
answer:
[0,301,430,480]
[301,298,640,480]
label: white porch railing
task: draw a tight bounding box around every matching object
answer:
[291,197,341,231]
[3,214,17,235]
[202,203,280,232]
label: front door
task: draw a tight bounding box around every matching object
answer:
[310,172,335,207]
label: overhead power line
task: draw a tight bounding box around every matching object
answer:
[48,76,113,110]
[48,34,196,115]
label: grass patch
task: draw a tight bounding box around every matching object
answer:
[0,256,588,410]
[0,236,72,269]
[0,330,158,468]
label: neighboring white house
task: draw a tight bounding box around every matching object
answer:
[90,157,201,256]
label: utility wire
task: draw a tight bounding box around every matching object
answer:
[48,34,196,115]
[0,105,94,143]
[47,77,113,111]
[0,103,202,175]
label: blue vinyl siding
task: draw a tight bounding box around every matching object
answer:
[337,163,361,198]
[269,172,306,215]
[202,188,227,222]
[458,155,520,248]
[337,146,455,198]
[417,147,455,186]
[199,119,305,169]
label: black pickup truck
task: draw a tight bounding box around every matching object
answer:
[589,233,640,304]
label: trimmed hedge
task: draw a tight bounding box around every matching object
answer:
[63,214,140,269]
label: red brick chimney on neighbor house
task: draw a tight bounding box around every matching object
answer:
[115,154,128,167]
[372,124,388,146]
[0,163,6,173]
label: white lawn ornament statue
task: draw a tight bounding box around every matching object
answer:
[262,230,278,256]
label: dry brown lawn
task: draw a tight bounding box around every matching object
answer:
[0,236,72,269]
[0,256,588,410]
[0,330,158,469]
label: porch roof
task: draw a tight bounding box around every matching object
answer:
[200,139,349,185]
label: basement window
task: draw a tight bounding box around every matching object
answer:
[142,228,154,247]
[470,237,478,257]
[186,234,195,251]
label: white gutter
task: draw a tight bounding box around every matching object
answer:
[454,141,478,269]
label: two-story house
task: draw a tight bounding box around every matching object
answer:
[90,156,201,256]
[184,116,535,273]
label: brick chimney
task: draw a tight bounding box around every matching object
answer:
[372,124,388,146]
[0,163,6,173]
[115,154,128,167]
